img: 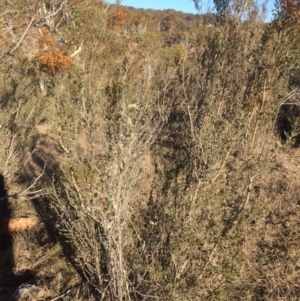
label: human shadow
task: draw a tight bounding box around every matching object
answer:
[0,174,36,298]
[0,174,14,292]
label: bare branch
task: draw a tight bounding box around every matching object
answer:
[0,9,18,16]
[9,13,37,54]
[71,42,84,57]
[20,164,46,195]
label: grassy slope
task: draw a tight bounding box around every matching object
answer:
[0,1,300,300]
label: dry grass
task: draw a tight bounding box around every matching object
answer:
[227,147,300,300]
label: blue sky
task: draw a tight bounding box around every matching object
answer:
[109,0,199,13]
[107,0,276,22]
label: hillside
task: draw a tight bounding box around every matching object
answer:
[0,0,300,300]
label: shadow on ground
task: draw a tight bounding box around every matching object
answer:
[0,174,36,300]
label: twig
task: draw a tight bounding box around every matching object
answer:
[4,0,15,7]
[71,170,83,202]
[250,120,259,151]
[71,42,84,57]
[0,9,18,16]
[58,137,70,154]
[20,165,46,195]
[242,174,257,210]
[0,194,18,202]
[48,289,71,301]
[187,105,195,140]
[43,0,66,19]
[3,132,17,177]
[210,148,232,184]
[0,189,45,202]
[9,13,37,54]
[47,280,81,301]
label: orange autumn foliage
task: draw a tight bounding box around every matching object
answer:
[107,10,126,28]
[36,28,73,74]
[36,49,73,74]
[39,27,55,48]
